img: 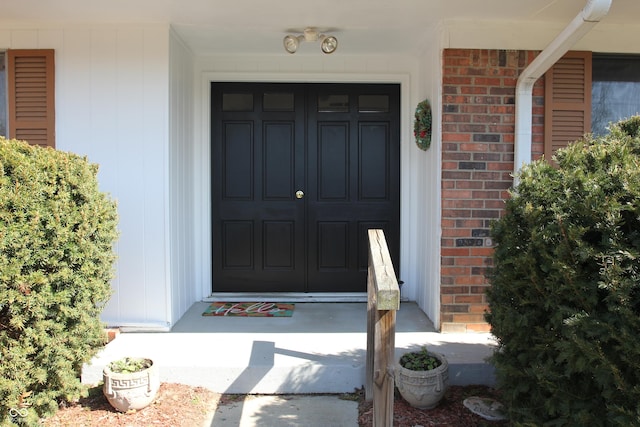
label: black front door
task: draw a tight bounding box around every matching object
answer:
[211,83,400,293]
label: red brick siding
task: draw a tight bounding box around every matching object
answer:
[440,49,544,332]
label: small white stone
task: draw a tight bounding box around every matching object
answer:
[463,396,507,421]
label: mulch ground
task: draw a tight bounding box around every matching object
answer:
[41,383,510,426]
[358,385,510,426]
[41,383,220,427]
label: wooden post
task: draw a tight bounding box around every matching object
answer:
[366,262,376,399]
[365,229,400,427]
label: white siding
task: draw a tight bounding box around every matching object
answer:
[169,29,196,324]
[0,26,172,328]
[412,25,446,330]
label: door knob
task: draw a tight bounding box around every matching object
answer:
[295,190,304,199]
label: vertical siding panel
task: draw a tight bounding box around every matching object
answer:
[90,30,121,321]
[93,27,170,327]
[142,28,170,325]
[89,30,118,183]
[169,29,196,323]
[415,39,442,330]
[8,30,38,48]
[57,31,91,151]
[114,28,148,323]
[36,30,64,49]
[0,31,10,46]
[116,29,148,325]
[5,27,173,327]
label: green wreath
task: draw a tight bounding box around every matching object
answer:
[414,99,432,151]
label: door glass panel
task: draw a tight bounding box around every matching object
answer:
[318,94,349,112]
[359,95,389,112]
[222,93,253,111]
[264,93,294,111]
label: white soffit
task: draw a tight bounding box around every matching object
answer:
[0,0,638,55]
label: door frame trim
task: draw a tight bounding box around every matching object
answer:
[205,292,367,303]
[197,72,412,300]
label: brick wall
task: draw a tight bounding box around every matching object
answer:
[440,49,544,333]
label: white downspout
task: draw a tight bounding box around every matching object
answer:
[513,0,611,179]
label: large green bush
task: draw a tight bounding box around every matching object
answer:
[486,117,640,426]
[0,138,118,425]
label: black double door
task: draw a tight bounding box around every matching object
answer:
[211,83,400,293]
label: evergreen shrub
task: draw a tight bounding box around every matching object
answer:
[0,138,118,425]
[486,116,640,426]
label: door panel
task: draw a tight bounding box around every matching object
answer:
[318,123,349,200]
[211,83,399,293]
[221,221,253,268]
[264,122,295,199]
[306,84,400,292]
[223,123,253,199]
[360,123,390,199]
[212,83,305,292]
[263,221,295,269]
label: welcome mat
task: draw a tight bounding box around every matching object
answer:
[202,302,295,317]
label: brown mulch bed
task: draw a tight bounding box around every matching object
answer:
[358,385,510,427]
[41,383,509,426]
[41,383,220,427]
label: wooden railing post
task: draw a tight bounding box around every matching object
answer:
[366,229,400,427]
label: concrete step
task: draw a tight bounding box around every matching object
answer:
[82,302,496,394]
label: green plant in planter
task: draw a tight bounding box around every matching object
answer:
[400,346,442,371]
[108,357,152,374]
[103,356,159,412]
[396,346,449,409]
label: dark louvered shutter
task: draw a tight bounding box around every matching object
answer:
[7,49,55,148]
[544,51,592,160]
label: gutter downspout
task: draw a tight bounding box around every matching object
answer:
[513,0,611,180]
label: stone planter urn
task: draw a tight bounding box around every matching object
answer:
[395,348,449,409]
[103,357,160,412]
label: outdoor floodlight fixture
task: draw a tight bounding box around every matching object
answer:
[283,27,338,54]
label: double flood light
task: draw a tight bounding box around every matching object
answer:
[283,27,338,54]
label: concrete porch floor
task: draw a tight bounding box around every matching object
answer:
[82,302,496,394]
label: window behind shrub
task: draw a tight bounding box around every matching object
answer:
[593,54,640,136]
